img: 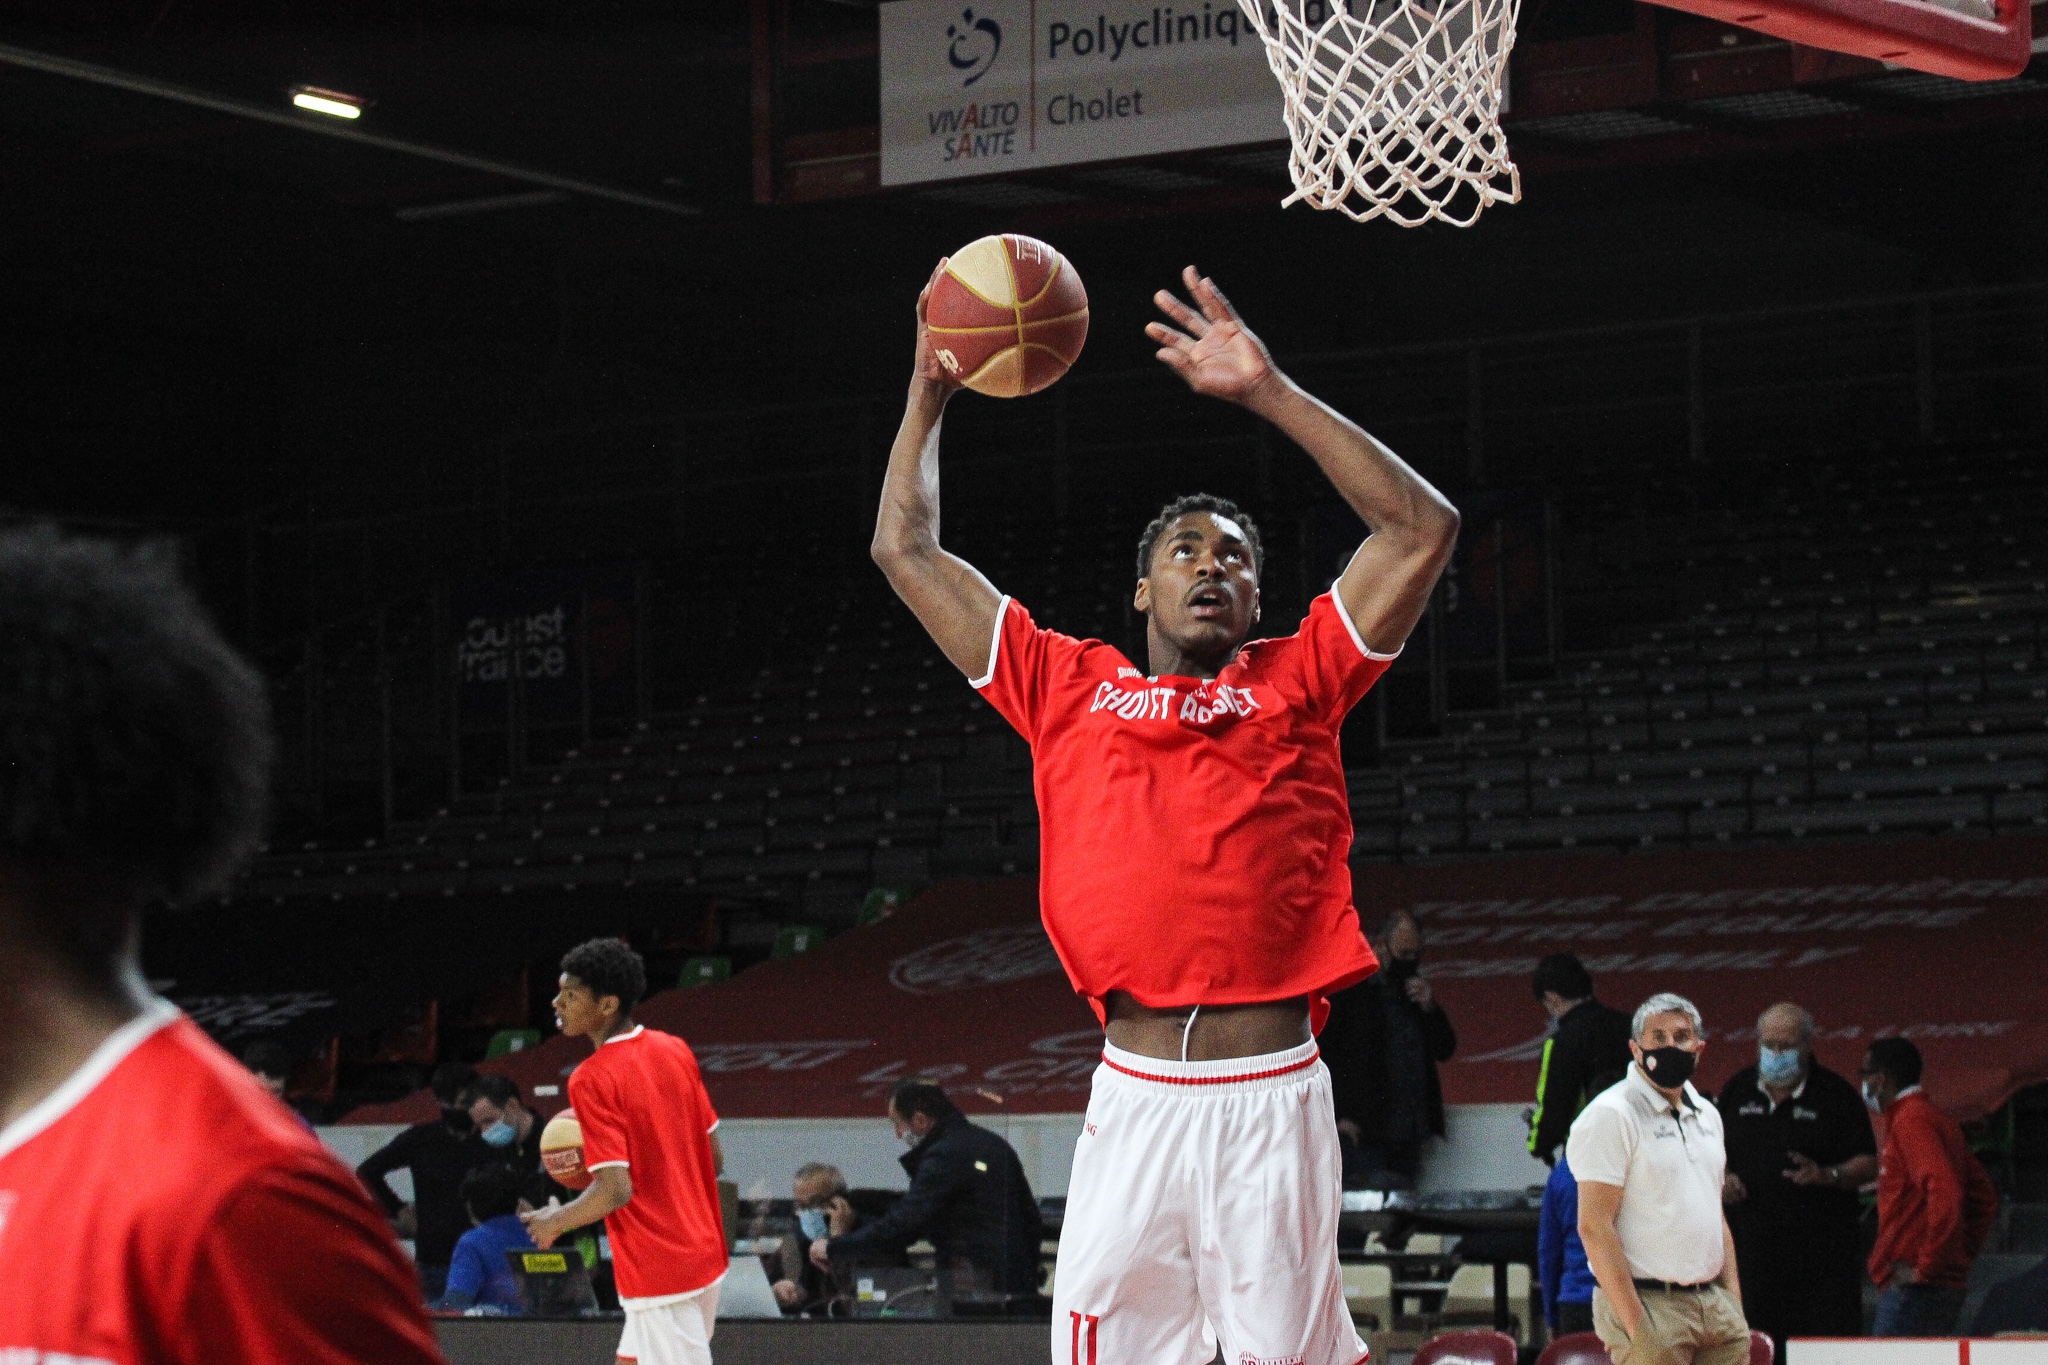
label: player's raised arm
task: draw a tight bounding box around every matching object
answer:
[871,259,1005,679]
[1149,266,1459,655]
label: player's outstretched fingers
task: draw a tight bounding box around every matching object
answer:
[1152,287,1207,339]
[1192,272,1242,325]
[1145,323,1196,376]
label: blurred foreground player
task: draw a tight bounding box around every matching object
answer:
[873,265,1458,1365]
[0,527,443,1365]
[523,939,728,1365]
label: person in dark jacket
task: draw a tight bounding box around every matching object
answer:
[1321,910,1456,1186]
[357,1061,488,1298]
[1717,1003,1877,1362]
[1526,953,1634,1166]
[813,1078,1044,1297]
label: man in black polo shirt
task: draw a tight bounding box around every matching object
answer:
[1716,1003,1877,1362]
[1527,953,1634,1166]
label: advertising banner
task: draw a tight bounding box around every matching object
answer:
[449,566,636,724]
[879,0,1285,186]
[350,835,2048,1124]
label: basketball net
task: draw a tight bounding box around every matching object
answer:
[1237,0,1522,228]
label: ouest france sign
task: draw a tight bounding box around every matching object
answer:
[879,0,1291,186]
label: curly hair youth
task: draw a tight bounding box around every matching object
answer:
[0,525,271,970]
[1133,493,1264,585]
[560,937,648,1015]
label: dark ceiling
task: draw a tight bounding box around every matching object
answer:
[2,0,2045,534]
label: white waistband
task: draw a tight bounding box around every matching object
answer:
[1099,1038,1321,1094]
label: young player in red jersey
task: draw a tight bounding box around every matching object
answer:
[0,527,444,1365]
[523,938,728,1365]
[873,265,1459,1365]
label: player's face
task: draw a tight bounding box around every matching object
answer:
[1135,513,1260,659]
[553,974,608,1040]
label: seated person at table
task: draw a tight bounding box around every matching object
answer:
[769,1162,871,1315]
[436,1164,534,1315]
[812,1079,1044,1297]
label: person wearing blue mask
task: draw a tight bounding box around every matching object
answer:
[1714,1003,1876,1363]
[464,1074,575,1212]
[768,1163,869,1315]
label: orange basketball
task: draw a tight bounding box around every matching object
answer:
[926,234,1088,398]
[539,1108,592,1190]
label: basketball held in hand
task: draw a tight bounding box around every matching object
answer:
[926,234,1089,398]
[539,1108,592,1190]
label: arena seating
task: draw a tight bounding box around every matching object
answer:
[231,437,2047,953]
[1363,439,2046,857]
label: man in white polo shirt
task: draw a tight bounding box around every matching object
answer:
[1568,992,1750,1365]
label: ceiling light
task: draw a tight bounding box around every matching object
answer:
[290,85,365,119]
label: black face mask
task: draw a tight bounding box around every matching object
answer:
[1639,1046,1698,1089]
[1385,955,1422,982]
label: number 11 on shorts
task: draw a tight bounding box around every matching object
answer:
[1069,1310,1100,1365]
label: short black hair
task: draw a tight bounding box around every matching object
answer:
[888,1077,959,1125]
[430,1061,479,1106]
[240,1040,293,1080]
[1864,1036,1923,1090]
[1134,494,1264,585]
[561,937,647,1015]
[1531,953,1594,1003]
[461,1162,524,1223]
[0,526,271,970]
[461,1074,522,1110]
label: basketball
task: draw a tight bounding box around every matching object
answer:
[539,1108,592,1190]
[925,234,1089,399]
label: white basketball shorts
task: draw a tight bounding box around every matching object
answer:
[616,1281,719,1365]
[1052,1038,1368,1365]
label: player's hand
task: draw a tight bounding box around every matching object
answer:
[825,1194,858,1236]
[1783,1151,1826,1186]
[913,259,964,393]
[1147,266,1284,411]
[772,1279,802,1308]
[394,1203,418,1238]
[808,1236,833,1272]
[521,1198,565,1250]
[1889,1263,1919,1289]
[1336,1119,1363,1144]
[1404,975,1436,1010]
[1722,1172,1748,1204]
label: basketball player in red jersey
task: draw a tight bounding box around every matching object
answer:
[873,265,1459,1365]
[523,937,728,1365]
[0,527,444,1365]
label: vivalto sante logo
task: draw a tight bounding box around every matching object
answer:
[945,7,1002,87]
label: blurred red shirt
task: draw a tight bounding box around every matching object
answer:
[0,1004,444,1365]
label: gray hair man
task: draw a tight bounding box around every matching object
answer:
[1715,1003,1876,1361]
[770,1163,862,1313]
[1568,992,1751,1365]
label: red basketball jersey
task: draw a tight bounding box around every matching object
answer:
[568,1025,728,1301]
[0,1004,443,1365]
[975,591,1393,1029]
